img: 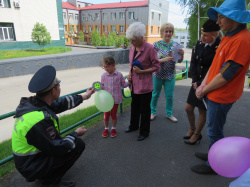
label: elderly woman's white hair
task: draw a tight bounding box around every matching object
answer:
[126,22,146,40]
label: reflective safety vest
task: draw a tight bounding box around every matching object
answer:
[12,110,59,156]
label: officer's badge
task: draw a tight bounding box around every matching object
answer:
[46,126,56,139]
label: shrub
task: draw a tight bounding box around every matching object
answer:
[31,22,52,50]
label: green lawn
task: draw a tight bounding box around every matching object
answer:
[0,90,131,179]
[0,47,72,60]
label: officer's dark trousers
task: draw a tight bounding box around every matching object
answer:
[40,138,85,185]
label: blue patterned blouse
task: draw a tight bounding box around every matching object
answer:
[153,40,181,80]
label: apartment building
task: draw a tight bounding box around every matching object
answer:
[0,0,65,51]
[62,0,169,45]
[173,30,190,48]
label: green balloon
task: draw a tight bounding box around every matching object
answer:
[94,90,114,112]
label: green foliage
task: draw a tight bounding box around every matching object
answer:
[31,22,52,50]
[107,32,117,46]
[90,29,101,47]
[119,35,129,47]
[67,25,75,38]
[100,34,107,46]
[176,0,250,45]
[0,47,72,60]
[115,36,122,47]
[79,31,84,42]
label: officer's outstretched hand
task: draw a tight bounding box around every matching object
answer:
[82,88,95,100]
[75,126,87,136]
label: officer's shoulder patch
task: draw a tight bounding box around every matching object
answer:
[46,126,56,139]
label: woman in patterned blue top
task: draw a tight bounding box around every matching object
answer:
[150,23,184,122]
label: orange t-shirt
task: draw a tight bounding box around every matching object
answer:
[207,28,250,103]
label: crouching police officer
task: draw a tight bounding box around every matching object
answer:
[12,65,95,186]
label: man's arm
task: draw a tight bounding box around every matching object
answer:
[196,60,242,99]
[51,88,95,114]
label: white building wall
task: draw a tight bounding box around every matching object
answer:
[0,0,60,41]
[173,31,189,48]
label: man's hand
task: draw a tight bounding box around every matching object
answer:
[86,87,95,96]
[75,126,87,136]
[83,88,95,100]
[196,85,205,99]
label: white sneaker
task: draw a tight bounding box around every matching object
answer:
[150,114,156,121]
[166,115,178,123]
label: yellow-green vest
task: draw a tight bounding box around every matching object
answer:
[12,111,59,156]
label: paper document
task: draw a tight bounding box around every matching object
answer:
[172,45,183,62]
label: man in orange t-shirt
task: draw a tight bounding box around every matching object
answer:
[191,0,250,175]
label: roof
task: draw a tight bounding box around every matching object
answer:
[81,1,148,10]
[62,2,79,10]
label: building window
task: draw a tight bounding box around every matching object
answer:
[152,12,154,20]
[128,12,134,19]
[159,3,162,7]
[88,14,92,20]
[119,12,125,20]
[0,23,14,41]
[157,27,160,34]
[64,25,67,32]
[95,13,99,20]
[103,25,107,32]
[181,42,184,45]
[150,26,153,34]
[75,14,79,20]
[0,0,4,7]
[159,14,161,21]
[175,36,178,39]
[65,38,68,43]
[103,13,108,20]
[181,36,185,39]
[96,26,100,32]
[111,12,116,20]
[68,13,73,20]
[187,36,190,39]
[82,14,87,20]
[89,26,92,32]
[63,12,67,19]
[119,26,124,32]
[76,26,79,32]
[111,26,116,32]
[83,26,86,32]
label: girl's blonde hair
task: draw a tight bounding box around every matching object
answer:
[102,55,116,66]
[160,23,175,38]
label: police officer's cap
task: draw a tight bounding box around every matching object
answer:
[202,19,220,32]
[28,65,61,93]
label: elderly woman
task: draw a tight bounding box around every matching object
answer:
[125,22,160,141]
[184,19,222,145]
[150,23,184,122]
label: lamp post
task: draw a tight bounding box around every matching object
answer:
[194,0,200,40]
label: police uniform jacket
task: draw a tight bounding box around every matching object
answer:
[190,37,221,86]
[12,95,83,181]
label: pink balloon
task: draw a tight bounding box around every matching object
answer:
[208,137,250,178]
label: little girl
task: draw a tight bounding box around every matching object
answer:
[101,55,130,138]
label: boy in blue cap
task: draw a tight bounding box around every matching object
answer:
[12,65,95,186]
[192,0,250,174]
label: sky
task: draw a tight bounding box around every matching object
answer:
[62,0,188,29]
